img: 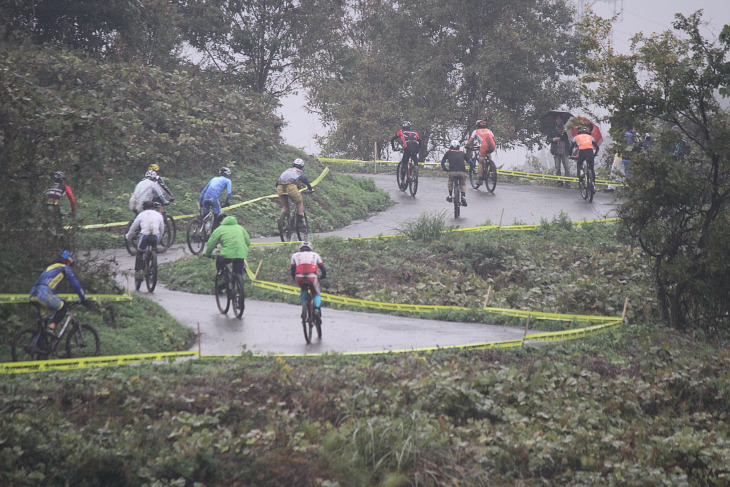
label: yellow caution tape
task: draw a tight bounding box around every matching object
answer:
[0,294,132,304]
[0,351,199,375]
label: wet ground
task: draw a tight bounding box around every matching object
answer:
[104,170,619,355]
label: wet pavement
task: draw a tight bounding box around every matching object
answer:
[104,171,619,355]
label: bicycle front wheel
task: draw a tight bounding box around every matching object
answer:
[231,274,245,318]
[145,250,158,292]
[295,213,309,241]
[278,211,292,242]
[215,269,231,314]
[65,323,100,358]
[186,216,205,255]
[469,166,479,189]
[408,164,419,196]
[485,160,497,193]
[11,328,50,361]
[124,220,138,256]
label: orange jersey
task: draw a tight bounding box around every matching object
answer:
[574,133,596,150]
[470,128,496,156]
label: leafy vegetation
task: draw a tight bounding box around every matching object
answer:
[1,324,728,486]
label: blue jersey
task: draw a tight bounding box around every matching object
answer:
[30,263,86,300]
[199,176,232,206]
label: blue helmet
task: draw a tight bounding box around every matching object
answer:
[59,250,74,266]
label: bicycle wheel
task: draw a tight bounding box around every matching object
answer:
[295,213,309,241]
[278,211,292,242]
[578,169,588,200]
[215,268,231,314]
[65,323,100,358]
[159,215,176,252]
[587,168,595,203]
[145,250,157,292]
[396,160,405,190]
[124,220,138,256]
[408,164,419,196]
[11,328,50,361]
[186,216,206,255]
[469,165,479,189]
[302,298,313,344]
[453,186,461,218]
[231,274,245,318]
[485,160,497,193]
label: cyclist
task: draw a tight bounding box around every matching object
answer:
[203,213,251,292]
[44,171,76,217]
[129,170,169,214]
[441,140,469,207]
[276,158,313,231]
[199,167,232,229]
[291,241,327,325]
[29,250,87,335]
[146,163,175,202]
[391,121,421,190]
[126,200,165,276]
[571,125,600,184]
[466,120,497,187]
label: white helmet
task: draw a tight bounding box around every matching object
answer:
[145,170,158,179]
[299,241,312,251]
[293,158,305,169]
[450,140,460,149]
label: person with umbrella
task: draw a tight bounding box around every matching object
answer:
[545,113,572,187]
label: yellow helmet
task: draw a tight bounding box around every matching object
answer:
[148,163,160,172]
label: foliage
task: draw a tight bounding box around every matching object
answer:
[396,211,452,242]
[1,325,728,485]
[578,9,730,331]
[162,220,655,326]
[306,0,582,160]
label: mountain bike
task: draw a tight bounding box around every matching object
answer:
[211,257,245,318]
[578,162,595,203]
[135,238,158,292]
[11,302,100,361]
[395,149,419,196]
[300,285,321,344]
[467,152,497,193]
[186,209,215,255]
[278,189,312,242]
[124,210,175,256]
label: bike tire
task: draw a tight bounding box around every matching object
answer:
[124,220,138,256]
[485,160,497,193]
[231,274,245,318]
[11,328,49,361]
[454,190,461,218]
[409,164,419,196]
[469,166,479,189]
[215,268,231,314]
[396,160,405,190]
[145,250,158,292]
[295,213,309,241]
[587,168,595,203]
[159,214,176,252]
[302,298,313,344]
[186,216,206,255]
[65,323,100,358]
[579,169,588,200]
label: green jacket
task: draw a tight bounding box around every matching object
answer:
[204,215,251,259]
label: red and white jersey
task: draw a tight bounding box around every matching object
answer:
[291,251,323,275]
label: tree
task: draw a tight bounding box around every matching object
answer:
[579,10,730,331]
[305,0,581,160]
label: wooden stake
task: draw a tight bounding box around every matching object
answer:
[522,315,531,347]
[621,297,629,323]
[483,285,492,308]
[254,260,263,281]
[498,208,505,243]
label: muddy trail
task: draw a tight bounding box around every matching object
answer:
[104,171,618,355]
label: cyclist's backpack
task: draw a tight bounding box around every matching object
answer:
[402,130,419,153]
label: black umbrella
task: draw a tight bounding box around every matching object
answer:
[540,110,574,135]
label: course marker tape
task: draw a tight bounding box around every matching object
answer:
[0,294,132,304]
[0,351,199,375]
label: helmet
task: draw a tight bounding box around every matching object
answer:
[148,163,160,172]
[141,200,153,210]
[59,250,74,266]
[450,139,460,149]
[402,121,411,129]
[219,167,231,177]
[151,201,162,210]
[53,171,65,182]
[299,241,313,251]
[293,158,305,169]
[475,120,487,128]
[145,170,158,179]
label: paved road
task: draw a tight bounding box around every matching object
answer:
[108,170,619,355]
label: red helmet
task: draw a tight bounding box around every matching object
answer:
[475,120,487,128]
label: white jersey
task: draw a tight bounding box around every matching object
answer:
[126,209,165,239]
[291,251,323,275]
